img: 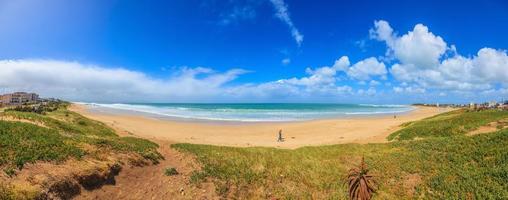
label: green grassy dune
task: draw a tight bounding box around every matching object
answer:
[0,103,163,199]
[388,109,508,141]
[0,104,162,170]
[0,121,84,171]
[174,109,508,199]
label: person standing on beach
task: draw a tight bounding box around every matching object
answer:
[277,129,283,142]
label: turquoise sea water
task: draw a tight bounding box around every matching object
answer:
[82,103,414,122]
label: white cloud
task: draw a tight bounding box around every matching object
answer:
[227,80,354,100]
[277,56,386,89]
[392,86,425,94]
[0,59,248,102]
[346,57,387,81]
[337,85,353,93]
[281,58,291,65]
[393,86,403,93]
[481,88,508,95]
[218,5,257,26]
[370,20,395,45]
[372,20,447,68]
[472,48,508,83]
[248,56,387,98]
[0,59,358,102]
[369,80,380,86]
[320,56,386,81]
[270,0,303,46]
[372,20,508,92]
[358,87,376,96]
[277,56,347,87]
[280,65,338,86]
[404,86,426,94]
[390,48,507,91]
[395,24,446,68]
[332,56,350,71]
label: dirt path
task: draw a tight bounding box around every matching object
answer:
[74,139,217,200]
[467,120,508,136]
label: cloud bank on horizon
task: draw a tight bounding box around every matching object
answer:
[1,19,507,103]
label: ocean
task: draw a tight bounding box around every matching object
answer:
[79,103,414,122]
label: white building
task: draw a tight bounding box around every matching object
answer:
[488,101,497,108]
[0,92,39,105]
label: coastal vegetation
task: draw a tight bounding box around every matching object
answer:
[173,109,508,199]
[0,102,162,199]
[4,101,63,115]
[164,167,179,176]
[388,109,508,140]
[347,157,376,200]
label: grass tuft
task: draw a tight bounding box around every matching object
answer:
[164,167,179,176]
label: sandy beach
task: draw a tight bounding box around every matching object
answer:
[70,104,452,148]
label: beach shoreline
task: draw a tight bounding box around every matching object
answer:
[75,102,415,123]
[70,104,452,148]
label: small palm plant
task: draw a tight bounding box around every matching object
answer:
[347,157,376,200]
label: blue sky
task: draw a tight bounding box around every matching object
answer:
[0,0,507,103]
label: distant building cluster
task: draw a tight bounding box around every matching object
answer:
[0,92,39,105]
[413,100,508,111]
[0,92,64,108]
[468,100,508,110]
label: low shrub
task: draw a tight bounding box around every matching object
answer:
[164,167,179,176]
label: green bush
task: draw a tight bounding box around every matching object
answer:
[3,167,15,177]
[164,167,178,176]
[5,101,67,115]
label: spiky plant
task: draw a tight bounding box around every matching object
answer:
[347,157,376,200]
